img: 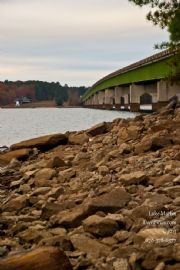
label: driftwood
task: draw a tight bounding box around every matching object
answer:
[0,247,72,270]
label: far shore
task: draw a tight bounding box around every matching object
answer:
[0,100,83,109]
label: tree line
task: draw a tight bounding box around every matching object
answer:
[2,80,88,106]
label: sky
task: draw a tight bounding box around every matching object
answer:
[0,0,169,86]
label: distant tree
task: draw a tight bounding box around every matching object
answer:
[55,96,63,106]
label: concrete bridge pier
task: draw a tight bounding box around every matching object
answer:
[93,93,99,108]
[130,84,143,112]
[115,86,123,110]
[130,83,158,111]
[98,91,105,109]
[105,89,115,109]
[89,96,94,108]
[119,86,130,110]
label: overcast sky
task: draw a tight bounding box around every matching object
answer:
[0,0,168,86]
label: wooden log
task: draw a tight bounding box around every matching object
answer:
[0,247,72,270]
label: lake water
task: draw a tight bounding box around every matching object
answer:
[0,108,137,147]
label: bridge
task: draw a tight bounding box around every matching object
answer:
[82,49,180,111]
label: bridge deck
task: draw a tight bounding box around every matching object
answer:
[83,49,177,101]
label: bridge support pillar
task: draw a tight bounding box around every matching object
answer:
[156,80,169,109]
[93,93,99,108]
[115,86,123,110]
[130,84,144,112]
[98,91,105,109]
[105,88,115,109]
[89,96,94,108]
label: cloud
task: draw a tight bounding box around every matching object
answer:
[0,0,168,85]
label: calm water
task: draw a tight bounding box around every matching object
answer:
[0,108,137,147]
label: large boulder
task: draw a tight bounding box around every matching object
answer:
[87,188,131,213]
[34,168,56,181]
[50,204,88,228]
[10,133,67,151]
[0,247,72,270]
[70,234,110,259]
[118,126,141,143]
[0,149,31,165]
[86,122,107,136]
[118,171,147,185]
[68,132,89,145]
[46,156,66,168]
[83,214,119,236]
[2,195,28,212]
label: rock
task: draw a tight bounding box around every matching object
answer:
[101,236,118,246]
[8,158,21,169]
[134,138,152,154]
[118,171,147,185]
[17,227,51,243]
[154,262,165,270]
[58,168,76,181]
[70,234,110,259]
[163,186,180,199]
[49,228,67,236]
[135,133,172,154]
[0,246,8,257]
[106,213,126,225]
[68,132,89,145]
[134,228,171,245]
[113,258,130,270]
[166,96,178,109]
[114,230,129,242]
[86,122,107,136]
[0,247,72,270]
[0,149,31,164]
[50,205,88,228]
[30,187,51,197]
[142,246,178,269]
[173,175,180,184]
[118,126,141,142]
[38,235,73,251]
[83,215,119,237]
[166,264,180,270]
[10,133,68,151]
[47,187,64,199]
[34,168,56,181]
[34,179,54,187]
[2,195,28,212]
[10,179,24,189]
[173,152,180,161]
[87,188,131,213]
[41,201,75,220]
[149,174,174,187]
[151,135,172,150]
[19,184,31,194]
[0,146,9,153]
[98,165,109,176]
[119,143,131,154]
[46,156,66,168]
[73,152,91,164]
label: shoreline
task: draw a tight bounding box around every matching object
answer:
[0,106,179,269]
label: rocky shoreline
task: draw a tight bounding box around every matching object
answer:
[0,106,179,270]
